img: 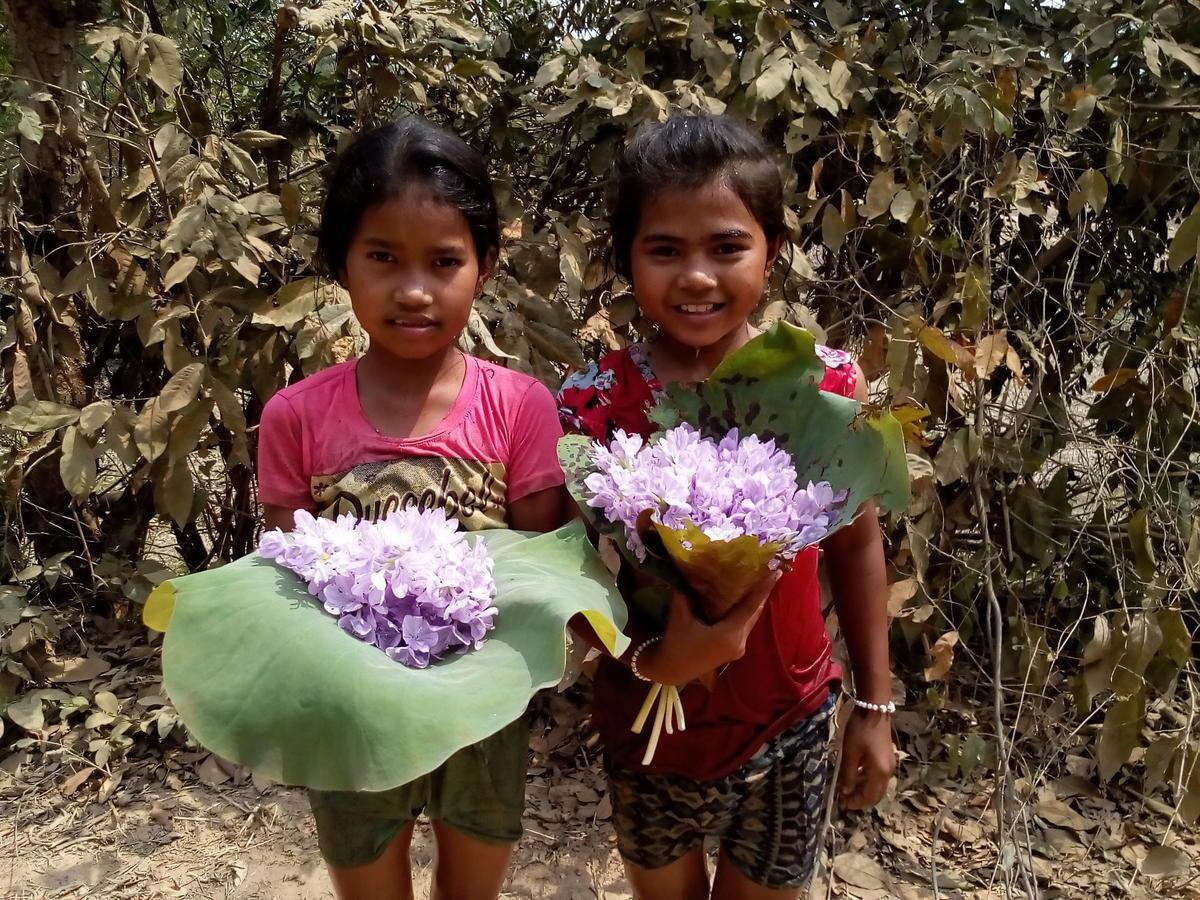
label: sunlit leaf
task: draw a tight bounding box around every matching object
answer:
[144,34,183,93]
[59,426,97,500]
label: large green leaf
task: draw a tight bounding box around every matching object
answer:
[144,522,627,792]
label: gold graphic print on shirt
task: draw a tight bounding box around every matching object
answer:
[310,457,507,531]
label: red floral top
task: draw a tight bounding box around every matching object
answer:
[557,342,857,780]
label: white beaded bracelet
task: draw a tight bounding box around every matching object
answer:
[629,636,662,682]
[846,693,896,714]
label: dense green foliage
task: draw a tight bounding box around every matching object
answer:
[1,0,1198,840]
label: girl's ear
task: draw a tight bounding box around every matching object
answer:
[764,235,786,275]
[476,249,499,289]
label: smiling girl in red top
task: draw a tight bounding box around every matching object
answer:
[557,114,895,900]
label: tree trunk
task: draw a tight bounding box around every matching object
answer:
[0,0,102,235]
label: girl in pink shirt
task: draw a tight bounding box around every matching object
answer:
[257,118,565,900]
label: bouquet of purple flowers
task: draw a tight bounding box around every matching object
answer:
[583,424,845,622]
[258,508,498,668]
[559,324,910,764]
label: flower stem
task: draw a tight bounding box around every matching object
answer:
[632,682,662,734]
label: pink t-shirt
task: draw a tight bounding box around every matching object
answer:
[257,354,565,531]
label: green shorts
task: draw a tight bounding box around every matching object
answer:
[308,716,529,869]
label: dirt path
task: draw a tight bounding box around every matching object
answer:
[4,689,1199,899]
[2,753,630,900]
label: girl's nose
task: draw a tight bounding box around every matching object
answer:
[677,264,718,294]
[392,278,434,308]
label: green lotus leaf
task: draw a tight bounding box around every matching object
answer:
[145,521,628,792]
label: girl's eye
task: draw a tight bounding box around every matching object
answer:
[646,245,678,257]
[368,250,394,263]
[715,243,749,255]
[433,257,465,268]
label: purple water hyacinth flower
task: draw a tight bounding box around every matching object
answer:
[584,424,848,562]
[258,507,498,668]
[816,345,854,369]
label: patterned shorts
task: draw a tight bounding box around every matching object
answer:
[608,697,835,889]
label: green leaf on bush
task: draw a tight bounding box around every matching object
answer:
[652,323,909,517]
[1097,690,1145,780]
[0,401,81,433]
[6,694,44,732]
[158,363,207,414]
[59,426,98,500]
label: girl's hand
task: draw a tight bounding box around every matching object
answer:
[635,571,780,686]
[836,706,896,810]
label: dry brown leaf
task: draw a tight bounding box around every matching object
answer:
[924,630,959,681]
[1142,845,1190,878]
[1035,797,1098,831]
[1050,775,1098,799]
[1091,367,1138,392]
[197,754,231,787]
[98,769,123,803]
[939,815,984,843]
[974,330,1009,378]
[61,767,97,796]
[832,851,889,891]
[887,578,919,616]
[45,654,111,683]
[595,793,612,820]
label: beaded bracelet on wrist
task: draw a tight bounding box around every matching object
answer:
[629,636,662,682]
[845,691,897,714]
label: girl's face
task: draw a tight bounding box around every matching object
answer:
[342,190,491,362]
[629,178,779,352]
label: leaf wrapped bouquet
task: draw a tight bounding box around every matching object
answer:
[558,323,909,763]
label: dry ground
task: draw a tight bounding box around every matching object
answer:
[3,651,1199,899]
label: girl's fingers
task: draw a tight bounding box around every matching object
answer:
[842,767,888,810]
[723,573,779,629]
[838,750,893,810]
[861,765,891,806]
[836,740,864,802]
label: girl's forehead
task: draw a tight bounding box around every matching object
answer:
[358,188,471,237]
[637,179,762,235]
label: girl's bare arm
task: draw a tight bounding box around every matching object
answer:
[262,504,303,533]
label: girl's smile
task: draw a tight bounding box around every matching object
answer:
[629,178,779,378]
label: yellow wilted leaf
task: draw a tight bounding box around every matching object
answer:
[913,320,975,374]
[652,521,780,623]
[924,630,959,681]
[1091,367,1138,392]
[143,583,177,633]
[1005,345,1026,385]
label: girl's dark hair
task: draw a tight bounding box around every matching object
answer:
[609,114,786,280]
[318,117,499,279]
